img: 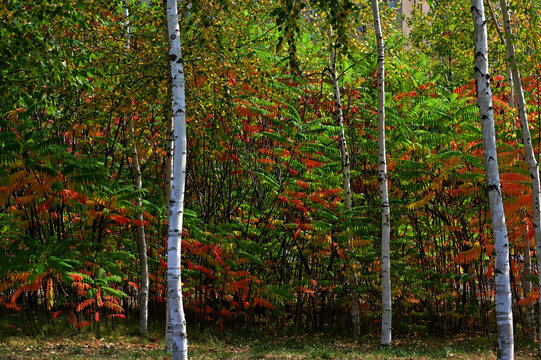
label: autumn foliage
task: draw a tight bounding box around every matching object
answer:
[2,0,541,340]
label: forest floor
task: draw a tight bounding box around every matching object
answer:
[0,318,538,360]
[0,330,539,360]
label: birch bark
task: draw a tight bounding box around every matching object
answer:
[166,0,188,358]
[328,30,359,336]
[471,1,513,358]
[371,0,391,346]
[500,0,541,348]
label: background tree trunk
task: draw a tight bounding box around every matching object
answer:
[500,0,541,348]
[471,1,514,358]
[328,30,360,336]
[522,212,536,341]
[128,118,149,336]
[165,113,174,351]
[124,4,149,337]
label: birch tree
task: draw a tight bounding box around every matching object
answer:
[327,29,360,336]
[166,0,188,358]
[123,4,149,336]
[471,1,513,358]
[500,0,541,348]
[371,0,391,346]
[486,0,536,341]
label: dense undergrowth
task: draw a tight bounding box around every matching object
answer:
[2,0,541,347]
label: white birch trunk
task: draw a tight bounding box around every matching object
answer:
[500,0,541,348]
[328,31,359,336]
[471,1,513,358]
[167,0,188,358]
[509,67,536,342]
[371,0,391,346]
[123,5,149,336]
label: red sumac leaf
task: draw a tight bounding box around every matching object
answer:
[296,180,310,189]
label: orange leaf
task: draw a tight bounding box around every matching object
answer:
[52,310,63,319]
[76,298,95,312]
[127,281,139,291]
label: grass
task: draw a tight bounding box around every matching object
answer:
[0,319,538,359]
[186,331,538,360]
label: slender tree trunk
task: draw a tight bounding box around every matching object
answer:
[166,0,188,358]
[124,4,149,336]
[128,119,150,336]
[471,1,514,358]
[522,212,536,341]
[488,0,533,341]
[371,0,391,346]
[505,67,515,109]
[165,113,174,352]
[510,68,535,342]
[328,30,360,336]
[500,0,541,349]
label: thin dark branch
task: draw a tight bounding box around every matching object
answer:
[338,50,377,79]
[236,25,278,48]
